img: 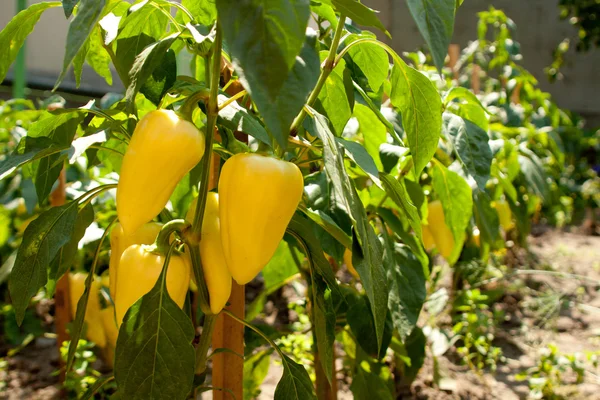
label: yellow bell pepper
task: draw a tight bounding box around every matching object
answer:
[100,306,118,349]
[219,153,304,285]
[115,244,191,325]
[422,224,436,251]
[427,200,455,259]
[116,110,205,234]
[109,222,163,301]
[186,193,232,315]
[343,249,360,279]
[68,273,106,348]
[493,199,514,232]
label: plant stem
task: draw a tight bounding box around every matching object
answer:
[191,23,222,238]
[154,219,190,254]
[195,314,217,374]
[289,14,347,135]
[77,184,118,209]
[218,90,247,111]
[223,310,287,360]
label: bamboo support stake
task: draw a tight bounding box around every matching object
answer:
[52,169,70,382]
[209,131,245,400]
[448,44,460,80]
[471,64,481,94]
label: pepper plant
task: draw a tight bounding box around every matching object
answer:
[0,0,545,398]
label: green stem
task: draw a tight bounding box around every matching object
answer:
[150,1,184,33]
[168,0,194,22]
[223,310,287,360]
[154,219,190,255]
[191,23,222,238]
[289,13,347,135]
[185,242,211,314]
[195,314,217,374]
[352,80,404,146]
[218,90,247,111]
[179,89,210,121]
[77,184,118,209]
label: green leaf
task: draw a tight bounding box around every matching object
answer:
[125,33,180,106]
[8,201,80,325]
[217,0,310,146]
[347,294,392,359]
[349,354,394,400]
[309,266,336,383]
[217,96,271,146]
[377,207,428,276]
[0,137,68,180]
[262,240,300,290]
[176,0,216,26]
[298,207,352,250]
[0,2,61,83]
[443,87,488,113]
[85,26,113,85]
[385,243,426,341]
[47,204,94,296]
[315,59,352,136]
[518,149,550,202]
[258,32,321,147]
[402,327,426,383]
[62,0,79,18]
[243,350,272,400]
[380,173,422,243]
[346,33,389,92]
[354,103,386,171]
[55,0,107,89]
[431,163,473,264]
[274,354,317,400]
[336,138,380,186]
[29,112,85,202]
[305,110,388,352]
[442,112,492,190]
[114,252,196,400]
[473,189,499,244]
[288,214,341,297]
[311,2,337,29]
[114,3,168,87]
[390,58,442,177]
[328,0,389,37]
[406,0,456,71]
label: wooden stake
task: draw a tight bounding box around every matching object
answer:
[471,64,481,94]
[209,131,245,400]
[212,283,245,399]
[448,44,460,80]
[52,169,70,382]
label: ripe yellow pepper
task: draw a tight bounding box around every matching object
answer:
[422,224,436,251]
[186,193,232,315]
[100,307,118,349]
[343,249,360,279]
[115,244,191,324]
[69,273,106,348]
[493,199,514,232]
[427,200,455,259]
[219,153,304,285]
[116,110,205,234]
[109,222,163,301]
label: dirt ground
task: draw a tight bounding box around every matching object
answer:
[408,228,600,400]
[1,228,599,399]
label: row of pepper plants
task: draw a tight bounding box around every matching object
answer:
[0,0,598,399]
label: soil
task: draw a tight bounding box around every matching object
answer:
[1,228,599,399]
